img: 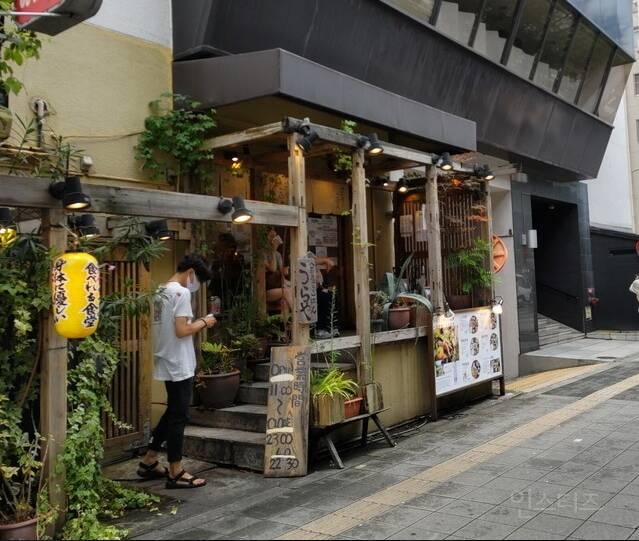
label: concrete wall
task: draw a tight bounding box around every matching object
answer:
[10,13,172,184]
[585,97,634,232]
[490,179,520,379]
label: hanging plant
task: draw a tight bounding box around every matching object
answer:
[135,93,216,190]
[331,119,357,177]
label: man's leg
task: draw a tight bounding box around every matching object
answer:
[165,377,206,487]
[138,384,170,476]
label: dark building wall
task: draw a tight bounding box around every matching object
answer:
[511,179,593,353]
[172,0,615,181]
[591,228,639,331]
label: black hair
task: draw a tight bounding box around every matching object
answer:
[177,254,212,283]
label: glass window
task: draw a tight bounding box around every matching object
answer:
[635,73,639,95]
[472,0,518,62]
[557,21,596,104]
[598,50,632,123]
[577,36,613,112]
[507,0,553,80]
[384,0,436,23]
[636,119,639,142]
[436,0,482,45]
[532,4,576,92]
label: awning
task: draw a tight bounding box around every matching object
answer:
[173,48,476,153]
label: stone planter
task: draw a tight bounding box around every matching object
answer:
[196,370,241,409]
[0,516,37,541]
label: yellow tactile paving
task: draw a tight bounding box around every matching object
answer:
[506,364,601,394]
[277,370,639,540]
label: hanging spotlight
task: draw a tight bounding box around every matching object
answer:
[356,135,371,151]
[296,130,318,153]
[367,133,384,155]
[492,296,504,315]
[383,179,390,187]
[231,196,253,224]
[438,152,453,171]
[49,176,92,210]
[0,207,14,234]
[145,219,172,241]
[397,178,408,193]
[69,214,100,239]
[484,167,495,181]
[217,196,253,224]
[474,164,495,181]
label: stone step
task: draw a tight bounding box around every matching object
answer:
[237,381,269,406]
[183,426,265,472]
[539,332,583,347]
[539,328,582,340]
[189,404,267,433]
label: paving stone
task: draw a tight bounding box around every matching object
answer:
[200,515,262,535]
[607,493,639,512]
[570,520,634,540]
[340,519,407,540]
[461,487,514,505]
[480,505,539,527]
[450,471,495,487]
[505,528,566,540]
[223,519,296,540]
[453,518,518,540]
[439,499,495,519]
[481,476,532,493]
[543,488,614,520]
[374,505,432,527]
[387,528,447,540]
[270,506,329,526]
[170,529,221,541]
[521,512,583,536]
[301,494,358,512]
[590,504,639,529]
[405,512,474,535]
[426,481,476,498]
[502,466,548,482]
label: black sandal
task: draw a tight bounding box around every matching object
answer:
[165,469,207,489]
[136,461,168,480]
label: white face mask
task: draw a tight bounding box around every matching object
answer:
[187,273,200,294]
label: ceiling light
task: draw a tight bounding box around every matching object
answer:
[145,219,172,241]
[69,214,100,239]
[474,164,495,181]
[397,178,408,193]
[439,152,453,171]
[49,176,92,210]
[367,133,384,155]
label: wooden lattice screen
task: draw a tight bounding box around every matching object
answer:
[394,182,489,298]
[101,259,152,458]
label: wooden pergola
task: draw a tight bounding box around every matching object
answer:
[0,116,472,514]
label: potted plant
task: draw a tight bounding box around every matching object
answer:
[311,367,359,427]
[447,238,492,309]
[0,396,45,541]
[381,253,433,330]
[231,333,263,370]
[369,291,389,333]
[196,342,241,409]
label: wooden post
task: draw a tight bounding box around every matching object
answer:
[351,149,372,384]
[287,134,309,347]
[41,209,68,532]
[425,165,444,310]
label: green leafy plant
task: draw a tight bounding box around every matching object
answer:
[232,333,262,363]
[199,342,236,375]
[310,367,358,400]
[135,93,216,189]
[332,119,357,176]
[370,290,389,320]
[381,253,433,312]
[448,238,492,294]
[0,4,42,96]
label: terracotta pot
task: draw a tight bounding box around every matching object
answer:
[448,294,472,310]
[0,516,37,541]
[388,306,411,330]
[196,370,241,409]
[344,397,363,419]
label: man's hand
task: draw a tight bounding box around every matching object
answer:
[202,314,217,328]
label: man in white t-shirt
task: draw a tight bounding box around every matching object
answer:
[137,254,216,489]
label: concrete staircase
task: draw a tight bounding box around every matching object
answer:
[538,314,583,347]
[183,360,356,472]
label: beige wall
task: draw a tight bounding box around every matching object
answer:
[10,22,172,184]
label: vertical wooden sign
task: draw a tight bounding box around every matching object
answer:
[296,254,317,325]
[264,346,311,477]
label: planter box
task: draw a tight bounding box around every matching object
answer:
[312,395,345,427]
[344,397,363,418]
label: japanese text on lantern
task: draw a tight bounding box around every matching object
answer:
[52,257,69,322]
[83,261,100,328]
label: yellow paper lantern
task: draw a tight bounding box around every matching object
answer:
[51,252,100,339]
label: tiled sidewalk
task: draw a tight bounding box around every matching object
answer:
[111,358,639,540]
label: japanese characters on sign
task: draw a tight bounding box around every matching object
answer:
[264,346,311,477]
[296,254,318,325]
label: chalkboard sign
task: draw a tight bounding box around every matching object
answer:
[264,346,311,477]
[296,254,318,324]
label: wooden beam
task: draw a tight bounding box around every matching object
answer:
[0,175,299,227]
[425,165,444,311]
[41,209,67,534]
[203,122,283,150]
[351,149,372,384]
[287,134,309,347]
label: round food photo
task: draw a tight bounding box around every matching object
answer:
[490,332,499,351]
[471,360,481,379]
[470,337,480,356]
[469,315,479,334]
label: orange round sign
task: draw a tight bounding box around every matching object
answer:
[492,235,508,274]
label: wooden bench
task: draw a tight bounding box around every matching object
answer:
[310,408,396,469]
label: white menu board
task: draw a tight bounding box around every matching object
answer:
[308,216,338,247]
[433,307,502,396]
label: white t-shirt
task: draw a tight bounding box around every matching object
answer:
[152,281,196,382]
